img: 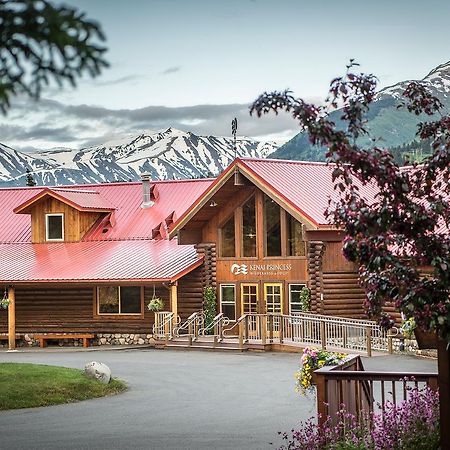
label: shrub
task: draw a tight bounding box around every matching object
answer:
[279,385,440,450]
[299,287,311,312]
[203,286,216,334]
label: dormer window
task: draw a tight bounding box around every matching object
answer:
[45,213,64,241]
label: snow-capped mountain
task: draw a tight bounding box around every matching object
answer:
[0,128,278,186]
[274,61,450,161]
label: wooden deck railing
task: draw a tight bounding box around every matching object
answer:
[315,355,438,425]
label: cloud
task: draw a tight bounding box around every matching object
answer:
[161,66,182,75]
[0,94,324,151]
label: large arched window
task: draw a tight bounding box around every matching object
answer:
[242,196,256,257]
[220,216,235,257]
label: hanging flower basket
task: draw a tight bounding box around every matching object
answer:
[0,297,9,309]
[414,328,438,349]
[147,297,164,312]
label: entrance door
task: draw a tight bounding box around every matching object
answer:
[264,283,283,337]
[241,283,259,338]
[241,283,258,314]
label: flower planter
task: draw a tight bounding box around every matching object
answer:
[414,328,438,349]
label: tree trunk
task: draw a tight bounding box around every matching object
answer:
[438,340,450,449]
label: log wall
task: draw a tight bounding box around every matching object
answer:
[0,285,169,334]
[177,266,204,321]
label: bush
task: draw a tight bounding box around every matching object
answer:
[279,385,440,449]
[203,286,216,334]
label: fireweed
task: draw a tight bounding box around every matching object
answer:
[279,385,439,449]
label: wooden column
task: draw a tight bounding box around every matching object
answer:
[170,282,178,320]
[8,286,15,350]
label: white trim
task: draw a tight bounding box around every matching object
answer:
[219,283,236,321]
[45,213,64,241]
[288,283,306,314]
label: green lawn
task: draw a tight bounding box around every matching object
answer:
[0,363,127,410]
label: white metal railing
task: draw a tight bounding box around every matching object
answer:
[237,312,389,355]
[198,313,231,340]
[173,311,204,339]
[152,311,176,339]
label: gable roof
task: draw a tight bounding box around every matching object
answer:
[169,157,379,237]
[13,187,116,214]
[0,179,213,243]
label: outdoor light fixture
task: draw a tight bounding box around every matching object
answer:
[209,200,218,207]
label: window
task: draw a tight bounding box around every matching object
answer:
[289,284,306,313]
[220,216,236,257]
[98,286,142,314]
[220,284,236,320]
[45,213,64,241]
[241,283,258,314]
[242,196,256,257]
[264,195,281,256]
[287,214,306,256]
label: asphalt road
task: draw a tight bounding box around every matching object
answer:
[0,349,437,450]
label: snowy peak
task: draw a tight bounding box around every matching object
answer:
[0,129,278,186]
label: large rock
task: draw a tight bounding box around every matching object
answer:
[84,361,111,384]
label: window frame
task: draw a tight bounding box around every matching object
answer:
[241,195,257,258]
[219,214,237,258]
[219,283,236,321]
[45,213,64,241]
[288,283,307,314]
[96,286,144,317]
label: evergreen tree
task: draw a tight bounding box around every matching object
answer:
[25,169,37,187]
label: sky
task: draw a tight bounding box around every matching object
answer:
[2,0,450,151]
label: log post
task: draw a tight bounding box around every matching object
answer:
[261,315,267,346]
[239,320,244,350]
[320,321,326,350]
[170,282,178,329]
[8,286,15,351]
[366,327,372,357]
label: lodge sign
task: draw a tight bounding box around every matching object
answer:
[230,263,292,277]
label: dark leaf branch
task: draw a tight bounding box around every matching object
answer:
[0,0,108,114]
[251,62,450,339]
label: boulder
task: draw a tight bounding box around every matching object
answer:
[84,361,111,384]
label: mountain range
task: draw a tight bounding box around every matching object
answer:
[273,61,450,161]
[0,128,278,186]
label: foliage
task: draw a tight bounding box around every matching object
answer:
[203,286,217,334]
[25,169,37,187]
[295,347,347,395]
[400,317,417,338]
[0,363,126,410]
[147,297,164,312]
[0,0,108,114]
[0,296,9,309]
[279,385,440,450]
[299,286,311,312]
[251,61,450,340]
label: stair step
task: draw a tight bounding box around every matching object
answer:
[160,343,246,352]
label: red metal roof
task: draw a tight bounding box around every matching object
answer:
[13,187,116,214]
[0,240,202,283]
[170,158,380,235]
[0,179,213,243]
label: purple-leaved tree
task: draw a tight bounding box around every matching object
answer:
[251,61,450,447]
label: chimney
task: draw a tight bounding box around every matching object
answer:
[141,173,154,208]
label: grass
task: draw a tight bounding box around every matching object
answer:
[0,363,127,410]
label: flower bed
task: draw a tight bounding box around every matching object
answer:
[295,347,347,395]
[279,385,440,449]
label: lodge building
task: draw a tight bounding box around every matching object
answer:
[0,158,393,348]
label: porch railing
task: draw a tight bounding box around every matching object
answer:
[227,313,389,355]
[198,313,231,341]
[173,311,204,339]
[315,354,438,425]
[152,311,176,339]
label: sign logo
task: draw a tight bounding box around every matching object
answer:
[230,263,248,275]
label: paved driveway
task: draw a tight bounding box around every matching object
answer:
[0,349,311,450]
[0,349,437,450]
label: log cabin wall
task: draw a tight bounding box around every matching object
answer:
[307,241,325,314]
[0,285,169,334]
[177,266,204,321]
[30,197,101,243]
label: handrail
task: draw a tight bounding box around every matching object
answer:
[173,311,204,338]
[152,311,175,339]
[198,313,231,340]
[223,314,246,337]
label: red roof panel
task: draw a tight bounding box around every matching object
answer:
[0,239,202,283]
